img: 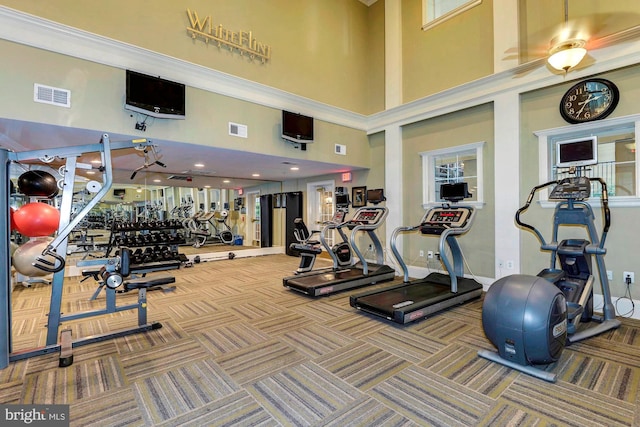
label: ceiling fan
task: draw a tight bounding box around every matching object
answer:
[506,0,640,76]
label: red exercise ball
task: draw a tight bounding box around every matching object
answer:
[17,170,59,198]
[12,202,60,237]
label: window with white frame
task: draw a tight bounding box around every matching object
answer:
[421,141,485,206]
[422,0,482,30]
[535,114,640,206]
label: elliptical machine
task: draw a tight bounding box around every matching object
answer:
[479,164,621,382]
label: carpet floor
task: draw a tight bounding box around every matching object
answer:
[3,254,640,426]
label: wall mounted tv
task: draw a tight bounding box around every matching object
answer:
[282,110,314,145]
[125,70,186,119]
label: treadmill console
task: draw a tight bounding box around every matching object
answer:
[331,210,346,223]
[420,207,472,235]
[549,176,591,200]
[347,208,384,229]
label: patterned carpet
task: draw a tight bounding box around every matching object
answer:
[3,254,640,426]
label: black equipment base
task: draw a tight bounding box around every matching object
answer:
[283,263,396,297]
[350,272,483,324]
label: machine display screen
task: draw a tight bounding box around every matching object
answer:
[424,208,470,228]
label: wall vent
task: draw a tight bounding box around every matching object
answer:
[229,122,248,138]
[335,144,347,155]
[34,83,71,108]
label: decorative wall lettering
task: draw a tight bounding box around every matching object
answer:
[186,9,272,63]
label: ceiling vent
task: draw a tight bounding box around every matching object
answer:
[34,83,71,108]
[168,175,192,181]
[229,122,248,138]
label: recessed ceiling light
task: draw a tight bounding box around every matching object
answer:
[204,185,211,188]
[153,179,161,183]
[90,159,101,164]
[252,173,260,177]
[223,179,230,183]
[290,167,299,171]
[194,163,205,168]
[86,170,95,175]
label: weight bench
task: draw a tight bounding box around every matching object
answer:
[81,251,179,300]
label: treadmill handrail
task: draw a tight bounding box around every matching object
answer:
[348,207,389,275]
[390,225,420,282]
[319,215,352,269]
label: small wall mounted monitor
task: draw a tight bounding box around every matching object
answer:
[366,188,386,204]
[125,70,186,119]
[440,182,470,202]
[335,193,350,207]
[556,136,598,168]
[282,110,314,144]
[113,188,126,199]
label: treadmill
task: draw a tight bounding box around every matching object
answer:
[350,183,483,324]
[283,189,396,297]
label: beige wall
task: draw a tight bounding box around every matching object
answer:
[0,39,371,171]
[401,0,494,103]
[2,0,382,114]
[401,103,495,278]
[519,64,640,297]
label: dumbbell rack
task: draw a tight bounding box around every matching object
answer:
[86,219,187,300]
[105,219,186,261]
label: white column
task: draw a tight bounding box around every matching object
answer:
[494,91,521,279]
[385,124,403,271]
[384,0,403,268]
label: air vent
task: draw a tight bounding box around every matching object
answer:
[168,175,192,181]
[335,144,347,155]
[229,122,248,138]
[34,83,71,108]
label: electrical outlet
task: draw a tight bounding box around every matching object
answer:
[506,260,514,270]
[607,270,613,281]
[427,250,434,259]
[623,271,635,284]
[419,250,424,257]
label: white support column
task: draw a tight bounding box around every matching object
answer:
[494,91,521,280]
[385,0,402,109]
[385,124,403,271]
[384,0,403,269]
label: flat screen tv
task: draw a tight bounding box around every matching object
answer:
[366,188,386,204]
[125,70,186,119]
[440,182,470,202]
[556,136,598,168]
[282,110,314,144]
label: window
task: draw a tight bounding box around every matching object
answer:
[535,114,640,206]
[422,0,482,30]
[420,141,485,206]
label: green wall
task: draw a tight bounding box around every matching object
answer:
[401,103,495,278]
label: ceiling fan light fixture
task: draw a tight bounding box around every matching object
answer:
[548,38,587,72]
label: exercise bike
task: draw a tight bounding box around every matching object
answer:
[479,168,621,382]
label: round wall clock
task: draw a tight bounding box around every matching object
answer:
[559,78,620,124]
